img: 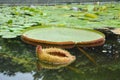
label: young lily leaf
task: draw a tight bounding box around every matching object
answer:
[84,13,98,18]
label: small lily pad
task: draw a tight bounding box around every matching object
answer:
[1,32,17,38]
[21,27,105,48]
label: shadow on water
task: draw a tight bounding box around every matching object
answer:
[0,34,120,80]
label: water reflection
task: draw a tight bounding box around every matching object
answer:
[36,61,70,70]
[0,72,34,80]
[0,35,120,80]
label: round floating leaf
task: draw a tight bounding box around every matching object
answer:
[2,32,17,38]
[21,27,105,48]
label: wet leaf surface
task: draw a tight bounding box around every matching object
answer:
[0,3,120,38]
[22,27,104,43]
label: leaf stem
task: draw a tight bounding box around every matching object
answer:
[77,47,97,66]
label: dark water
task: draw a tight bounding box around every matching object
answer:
[0,34,120,80]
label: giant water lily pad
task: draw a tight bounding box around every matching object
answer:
[21,27,105,48]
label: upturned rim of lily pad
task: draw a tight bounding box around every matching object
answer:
[21,27,105,48]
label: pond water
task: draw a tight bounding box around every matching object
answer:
[0,34,120,80]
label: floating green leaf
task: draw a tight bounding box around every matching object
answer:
[21,27,105,48]
[0,3,120,38]
[84,13,98,18]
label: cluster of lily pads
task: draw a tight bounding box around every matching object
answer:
[0,2,120,38]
